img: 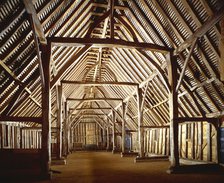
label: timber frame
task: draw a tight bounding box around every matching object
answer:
[0,0,224,179]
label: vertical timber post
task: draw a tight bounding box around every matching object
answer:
[106,123,110,150]
[64,102,69,155]
[56,85,63,159]
[121,102,126,153]
[167,51,179,172]
[41,43,51,179]
[137,86,144,157]
[0,124,3,149]
[112,110,116,153]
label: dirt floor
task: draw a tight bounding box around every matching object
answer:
[4,151,224,183]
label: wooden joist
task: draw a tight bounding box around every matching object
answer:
[141,125,169,129]
[62,80,138,86]
[0,116,42,123]
[67,98,123,102]
[48,37,172,53]
[75,107,111,110]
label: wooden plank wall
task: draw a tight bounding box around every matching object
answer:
[144,128,170,156]
[0,124,41,149]
[0,122,220,164]
[178,122,217,162]
[73,122,103,150]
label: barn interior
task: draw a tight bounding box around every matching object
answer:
[0,0,224,182]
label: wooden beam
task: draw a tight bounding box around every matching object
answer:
[141,125,169,129]
[0,116,42,123]
[75,107,111,110]
[62,80,138,86]
[219,18,224,81]
[1,69,40,116]
[28,13,45,86]
[67,98,123,102]
[0,60,42,109]
[137,50,170,92]
[176,117,217,123]
[72,113,106,116]
[176,39,197,91]
[141,81,149,112]
[114,13,138,42]
[21,127,57,130]
[110,0,115,39]
[175,4,224,54]
[206,110,224,118]
[48,37,171,53]
[23,0,47,44]
[85,10,110,37]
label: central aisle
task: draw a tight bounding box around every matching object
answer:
[50,151,224,183]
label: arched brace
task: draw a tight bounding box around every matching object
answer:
[137,49,171,93]
[114,12,138,42]
[85,10,110,38]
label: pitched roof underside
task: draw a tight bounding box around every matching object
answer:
[0,0,224,130]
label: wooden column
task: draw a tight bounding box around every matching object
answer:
[106,125,110,150]
[137,87,144,157]
[41,43,51,178]
[102,125,106,149]
[67,114,71,153]
[191,123,195,159]
[112,111,116,153]
[64,102,70,155]
[56,85,63,159]
[71,127,74,151]
[207,123,212,161]
[20,128,23,148]
[130,132,132,152]
[0,124,3,149]
[198,122,203,160]
[121,102,126,153]
[217,117,224,163]
[185,124,188,158]
[167,52,179,170]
